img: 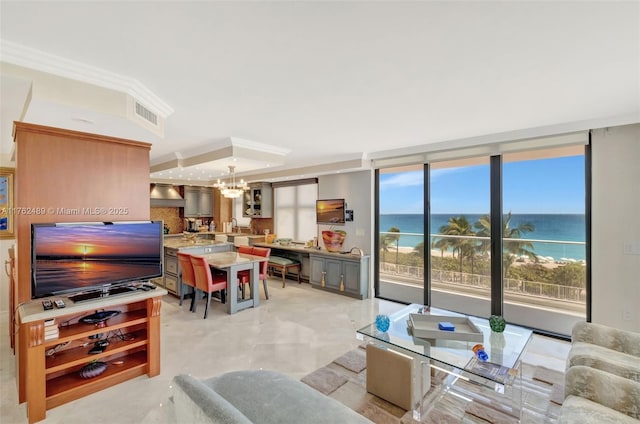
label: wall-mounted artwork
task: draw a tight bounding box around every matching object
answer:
[0,168,15,239]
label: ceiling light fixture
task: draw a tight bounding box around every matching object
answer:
[214,165,249,198]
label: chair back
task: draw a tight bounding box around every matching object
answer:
[251,247,271,278]
[215,234,228,242]
[190,255,215,292]
[237,245,253,255]
[177,252,196,288]
[234,236,249,247]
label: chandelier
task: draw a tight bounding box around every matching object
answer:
[214,165,250,198]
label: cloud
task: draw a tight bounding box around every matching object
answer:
[380,171,423,188]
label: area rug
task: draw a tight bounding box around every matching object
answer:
[301,347,564,424]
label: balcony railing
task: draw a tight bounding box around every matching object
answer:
[379,231,586,307]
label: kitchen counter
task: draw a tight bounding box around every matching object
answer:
[253,242,367,259]
[253,242,369,299]
[163,238,231,250]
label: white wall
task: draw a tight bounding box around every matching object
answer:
[318,170,374,255]
[318,170,375,298]
[591,124,640,332]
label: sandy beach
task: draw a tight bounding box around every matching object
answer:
[386,246,584,269]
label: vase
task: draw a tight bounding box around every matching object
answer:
[489,315,506,333]
[375,314,390,332]
[321,230,346,252]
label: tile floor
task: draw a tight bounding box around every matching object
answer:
[0,279,571,424]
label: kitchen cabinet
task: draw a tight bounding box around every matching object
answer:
[242,183,272,218]
[163,242,232,296]
[309,253,369,299]
[184,186,213,217]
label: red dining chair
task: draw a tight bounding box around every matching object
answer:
[238,247,271,300]
[177,252,197,312]
[189,255,228,319]
[236,245,253,298]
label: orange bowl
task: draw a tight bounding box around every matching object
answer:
[321,230,346,252]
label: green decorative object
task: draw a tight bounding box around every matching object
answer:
[489,315,506,333]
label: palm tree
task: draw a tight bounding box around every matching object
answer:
[437,216,476,275]
[388,227,401,267]
[474,211,536,276]
[380,226,401,265]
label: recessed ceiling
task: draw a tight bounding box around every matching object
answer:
[1,2,638,183]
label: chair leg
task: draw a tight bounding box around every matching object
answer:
[262,278,269,300]
[179,284,184,306]
[297,266,301,284]
[204,292,212,319]
[282,266,286,288]
[191,288,198,313]
[221,289,226,304]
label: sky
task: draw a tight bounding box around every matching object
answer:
[379,155,585,214]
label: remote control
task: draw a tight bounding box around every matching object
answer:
[42,300,54,310]
[54,299,66,308]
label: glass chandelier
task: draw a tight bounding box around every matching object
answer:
[214,165,249,198]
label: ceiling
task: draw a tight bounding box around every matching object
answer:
[1,1,638,184]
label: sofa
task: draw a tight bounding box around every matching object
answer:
[559,322,640,423]
[171,370,373,424]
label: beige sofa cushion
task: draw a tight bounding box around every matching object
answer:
[559,395,640,424]
[571,321,640,357]
[568,341,640,382]
[565,365,640,420]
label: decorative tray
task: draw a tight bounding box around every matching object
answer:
[407,314,484,342]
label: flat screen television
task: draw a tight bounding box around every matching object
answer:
[316,199,345,225]
[31,221,163,299]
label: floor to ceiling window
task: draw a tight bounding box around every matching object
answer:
[429,157,491,318]
[377,165,424,304]
[375,140,588,335]
[502,147,586,331]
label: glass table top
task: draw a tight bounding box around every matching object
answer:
[357,304,533,377]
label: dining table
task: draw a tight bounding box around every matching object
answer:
[200,251,266,314]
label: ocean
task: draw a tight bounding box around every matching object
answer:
[380,214,586,261]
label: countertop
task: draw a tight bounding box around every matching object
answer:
[163,238,231,250]
[253,242,368,259]
[165,232,266,239]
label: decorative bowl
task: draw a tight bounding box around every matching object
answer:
[321,230,346,252]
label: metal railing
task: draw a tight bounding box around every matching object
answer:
[379,231,586,304]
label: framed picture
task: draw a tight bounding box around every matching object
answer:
[0,167,15,239]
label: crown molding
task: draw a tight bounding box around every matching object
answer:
[1,40,173,118]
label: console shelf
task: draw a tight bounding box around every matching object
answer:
[17,290,166,423]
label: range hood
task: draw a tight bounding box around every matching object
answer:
[150,184,185,207]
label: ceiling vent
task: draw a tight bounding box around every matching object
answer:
[127,96,165,137]
[135,101,158,125]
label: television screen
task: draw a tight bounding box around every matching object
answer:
[31,221,163,299]
[316,199,345,225]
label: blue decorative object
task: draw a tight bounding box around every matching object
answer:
[375,314,390,332]
[438,321,455,331]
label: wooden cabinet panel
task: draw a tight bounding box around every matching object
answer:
[17,292,164,423]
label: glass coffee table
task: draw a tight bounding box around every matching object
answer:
[356,304,533,421]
